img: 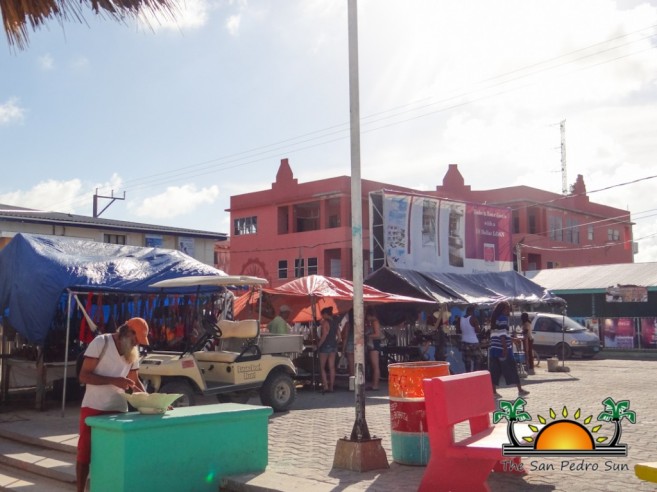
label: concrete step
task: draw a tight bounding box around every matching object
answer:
[0,436,76,484]
[0,462,75,491]
[0,427,77,455]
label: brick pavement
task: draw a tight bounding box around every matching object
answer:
[0,357,654,491]
[225,358,657,491]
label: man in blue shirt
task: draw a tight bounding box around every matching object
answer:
[489,301,529,398]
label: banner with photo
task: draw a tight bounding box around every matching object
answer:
[601,317,636,349]
[375,191,512,273]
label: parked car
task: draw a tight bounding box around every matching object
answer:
[511,312,601,360]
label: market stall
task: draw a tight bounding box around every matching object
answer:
[0,233,230,410]
[234,274,434,388]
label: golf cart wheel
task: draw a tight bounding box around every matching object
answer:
[260,372,296,412]
[555,343,572,360]
[160,380,196,407]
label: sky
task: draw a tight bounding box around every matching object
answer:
[1,0,657,262]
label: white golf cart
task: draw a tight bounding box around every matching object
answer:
[139,275,303,412]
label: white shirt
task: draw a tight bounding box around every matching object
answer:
[460,316,479,344]
[81,334,138,412]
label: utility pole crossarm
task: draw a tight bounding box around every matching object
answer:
[93,189,126,218]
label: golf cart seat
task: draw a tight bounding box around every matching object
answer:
[193,319,260,363]
[216,319,259,339]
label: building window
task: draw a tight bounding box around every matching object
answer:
[278,207,289,234]
[234,216,257,236]
[565,218,579,244]
[278,260,288,279]
[293,202,320,233]
[308,257,318,275]
[512,211,520,234]
[549,216,563,241]
[608,229,620,241]
[294,258,305,277]
[546,261,559,269]
[326,198,341,228]
[588,225,594,241]
[104,234,126,245]
[528,207,538,234]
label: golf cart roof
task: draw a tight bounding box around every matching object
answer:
[150,275,268,288]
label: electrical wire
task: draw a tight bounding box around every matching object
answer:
[36,22,657,211]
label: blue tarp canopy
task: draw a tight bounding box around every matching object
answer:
[365,267,564,307]
[0,233,227,344]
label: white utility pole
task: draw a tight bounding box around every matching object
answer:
[333,0,388,472]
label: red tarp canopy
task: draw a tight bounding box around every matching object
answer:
[234,274,434,323]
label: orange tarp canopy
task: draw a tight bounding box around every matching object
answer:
[234,275,433,324]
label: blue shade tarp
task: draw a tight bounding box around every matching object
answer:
[365,267,564,307]
[0,233,227,344]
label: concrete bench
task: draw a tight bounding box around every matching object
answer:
[635,462,657,483]
[419,370,524,492]
[86,403,272,492]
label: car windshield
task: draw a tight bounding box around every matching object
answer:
[560,317,586,332]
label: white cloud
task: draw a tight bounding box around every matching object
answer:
[131,184,220,219]
[0,98,25,125]
[138,0,209,32]
[37,54,54,71]
[0,179,83,212]
[226,14,241,36]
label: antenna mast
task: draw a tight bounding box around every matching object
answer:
[560,120,567,194]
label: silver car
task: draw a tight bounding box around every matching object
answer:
[512,312,601,360]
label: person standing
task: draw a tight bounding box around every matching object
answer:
[521,312,535,374]
[340,309,355,377]
[76,317,150,492]
[268,305,292,334]
[318,306,339,393]
[365,307,382,390]
[460,305,482,372]
[488,301,529,398]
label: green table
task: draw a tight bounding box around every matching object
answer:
[86,403,272,492]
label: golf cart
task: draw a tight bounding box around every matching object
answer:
[139,275,303,412]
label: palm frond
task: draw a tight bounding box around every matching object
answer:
[1,0,176,49]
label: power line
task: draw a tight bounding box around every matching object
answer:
[520,229,657,253]
[38,22,657,212]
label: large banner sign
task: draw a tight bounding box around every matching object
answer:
[370,191,512,273]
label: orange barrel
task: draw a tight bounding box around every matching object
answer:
[389,361,450,465]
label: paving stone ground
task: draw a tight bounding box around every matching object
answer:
[229,357,657,491]
[0,356,655,491]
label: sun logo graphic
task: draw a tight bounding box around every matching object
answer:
[495,397,636,457]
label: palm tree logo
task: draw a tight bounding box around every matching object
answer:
[500,396,636,457]
[597,397,636,448]
[493,398,531,447]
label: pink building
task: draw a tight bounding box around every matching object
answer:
[436,165,634,271]
[228,159,633,286]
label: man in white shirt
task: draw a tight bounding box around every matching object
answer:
[459,305,482,372]
[76,317,150,492]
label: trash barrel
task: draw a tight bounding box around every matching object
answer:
[388,361,450,465]
[547,357,559,372]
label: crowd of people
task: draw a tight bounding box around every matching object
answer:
[264,301,534,397]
